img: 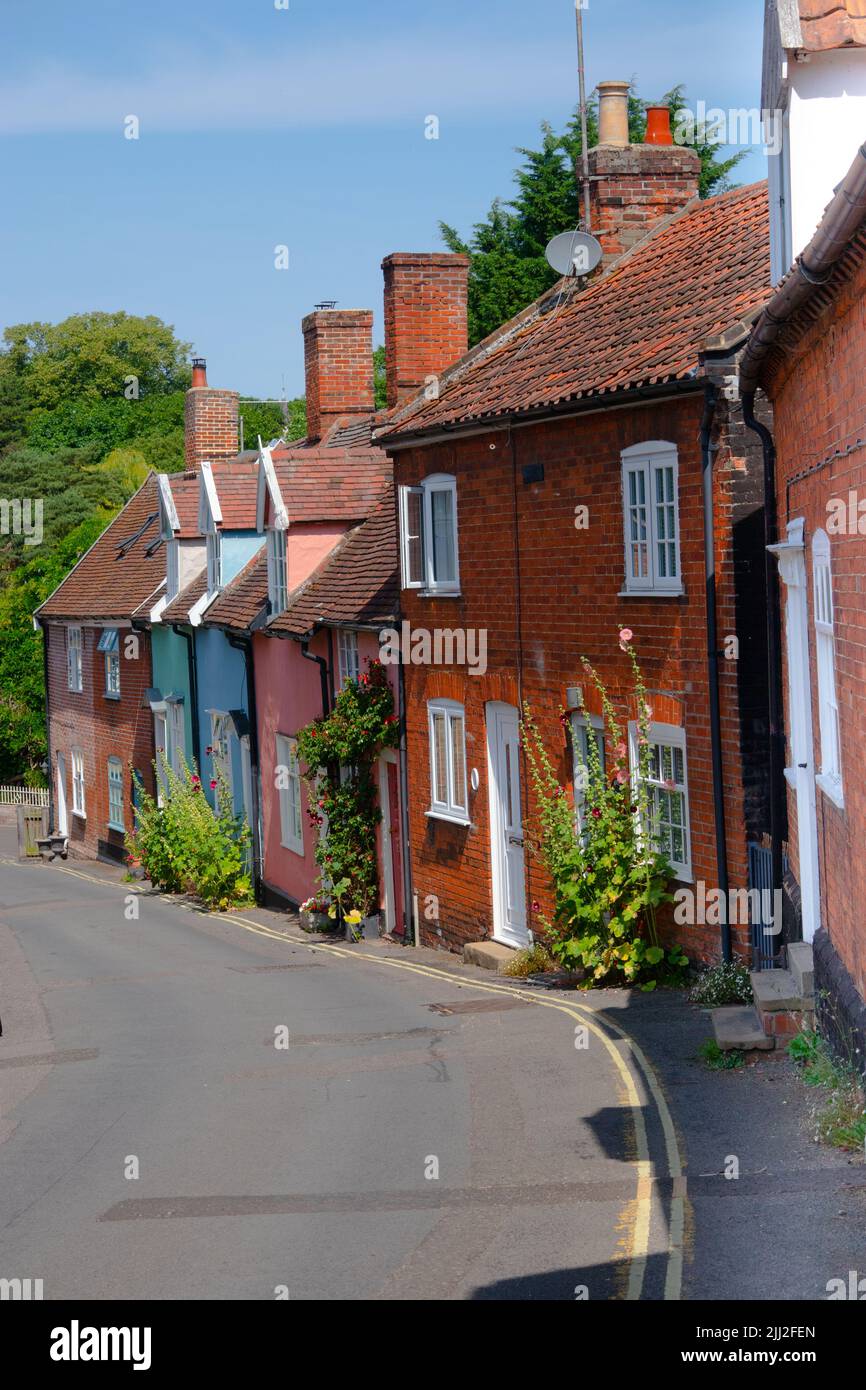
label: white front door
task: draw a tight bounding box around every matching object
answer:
[770,519,821,942]
[487,702,529,949]
[55,753,68,838]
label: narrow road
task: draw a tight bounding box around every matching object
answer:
[0,856,679,1301]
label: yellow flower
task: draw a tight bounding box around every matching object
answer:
[345,909,363,925]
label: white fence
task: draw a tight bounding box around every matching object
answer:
[0,786,49,807]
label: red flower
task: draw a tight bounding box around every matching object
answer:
[210,779,217,790]
[591,808,602,819]
[205,745,213,756]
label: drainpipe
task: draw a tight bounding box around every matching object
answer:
[38,619,54,833]
[300,638,331,716]
[700,383,731,961]
[741,391,786,954]
[171,625,200,768]
[227,631,263,905]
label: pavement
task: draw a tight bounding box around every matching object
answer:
[0,833,864,1301]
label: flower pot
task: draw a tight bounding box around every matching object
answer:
[301,909,331,934]
[362,913,380,941]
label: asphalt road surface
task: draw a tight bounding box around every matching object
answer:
[1,853,864,1302]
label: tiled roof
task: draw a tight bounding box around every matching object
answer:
[202,551,269,633]
[378,182,770,442]
[210,459,260,529]
[268,487,399,638]
[167,472,202,538]
[161,570,207,624]
[36,476,166,622]
[268,446,391,522]
[799,0,866,50]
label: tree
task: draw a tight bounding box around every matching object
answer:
[441,88,747,345]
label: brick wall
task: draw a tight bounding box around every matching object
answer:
[302,310,374,442]
[45,622,156,860]
[392,389,767,964]
[766,249,866,1007]
[184,387,239,470]
[381,253,470,407]
[588,144,701,264]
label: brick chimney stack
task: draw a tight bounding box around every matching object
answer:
[587,86,701,266]
[184,358,239,469]
[381,253,470,408]
[302,310,375,443]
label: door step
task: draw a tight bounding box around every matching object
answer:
[711,1005,775,1051]
[463,941,517,974]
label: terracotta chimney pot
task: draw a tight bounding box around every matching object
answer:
[644,104,674,146]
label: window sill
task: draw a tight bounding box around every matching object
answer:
[816,772,844,811]
[280,840,305,857]
[72,810,86,822]
[783,765,797,789]
[618,586,685,599]
[426,808,471,828]
[403,587,462,599]
[104,691,121,702]
[107,821,125,834]
[670,866,693,886]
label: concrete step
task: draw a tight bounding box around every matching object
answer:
[463,940,517,974]
[750,968,801,1012]
[787,941,815,1000]
[711,1004,775,1051]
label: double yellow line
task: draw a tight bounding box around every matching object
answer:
[2,856,686,1299]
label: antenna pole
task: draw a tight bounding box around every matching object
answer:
[575,1,592,232]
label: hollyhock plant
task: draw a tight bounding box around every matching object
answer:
[521,634,684,991]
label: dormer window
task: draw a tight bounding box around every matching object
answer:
[266,528,288,616]
[206,531,222,595]
[166,540,180,601]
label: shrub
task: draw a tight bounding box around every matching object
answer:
[521,633,685,990]
[127,762,252,910]
[690,959,753,1008]
[788,1029,866,1151]
[502,942,556,978]
[698,1038,745,1070]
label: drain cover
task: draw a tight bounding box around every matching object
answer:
[428,997,531,1016]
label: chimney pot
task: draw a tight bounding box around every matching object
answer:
[191,357,208,389]
[596,80,631,147]
[644,104,674,146]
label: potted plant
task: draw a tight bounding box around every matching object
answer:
[299,895,331,933]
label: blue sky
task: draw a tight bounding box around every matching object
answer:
[0,0,765,399]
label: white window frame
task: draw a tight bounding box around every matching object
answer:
[67,625,83,692]
[266,527,288,616]
[98,627,121,698]
[167,700,185,776]
[572,711,604,826]
[427,699,468,823]
[621,442,682,595]
[629,720,691,880]
[71,747,85,818]
[206,530,222,596]
[210,711,234,802]
[812,529,843,807]
[166,539,180,601]
[275,733,304,854]
[154,710,168,806]
[399,474,460,595]
[338,629,360,688]
[107,756,124,832]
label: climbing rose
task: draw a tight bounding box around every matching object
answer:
[210,779,217,790]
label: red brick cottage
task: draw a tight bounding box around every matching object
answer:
[739,143,866,1069]
[34,478,169,860]
[376,106,777,964]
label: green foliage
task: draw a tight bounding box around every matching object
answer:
[502,942,555,978]
[239,397,306,450]
[698,1039,745,1070]
[789,1029,866,1151]
[521,635,684,990]
[373,346,387,410]
[690,959,753,1008]
[297,659,399,919]
[127,762,252,911]
[441,86,747,344]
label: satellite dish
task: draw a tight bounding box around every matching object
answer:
[545,229,603,277]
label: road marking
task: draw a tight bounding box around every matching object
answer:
[0,856,685,1299]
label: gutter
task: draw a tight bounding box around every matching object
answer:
[226,631,264,905]
[739,142,866,395]
[699,384,731,962]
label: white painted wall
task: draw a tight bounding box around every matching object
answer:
[770,50,866,284]
[179,539,206,591]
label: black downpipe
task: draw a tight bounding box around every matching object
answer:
[700,383,732,961]
[742,391,786,953]
[40,621,55,833]
[227,632,263,905]
[171,625,200,768]
[301,638,331,716]
[397,653,415,943]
